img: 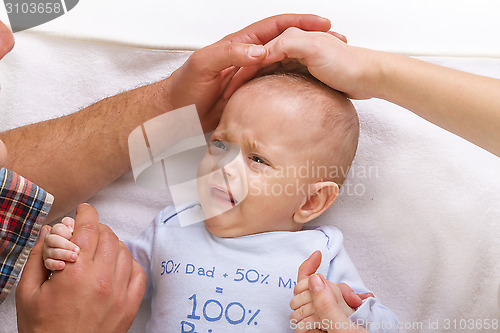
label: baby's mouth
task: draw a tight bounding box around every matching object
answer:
[210,185,238,206]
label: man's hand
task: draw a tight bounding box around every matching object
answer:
[0,20,14,60]
[16,204,146,333]
[166,14,332,131]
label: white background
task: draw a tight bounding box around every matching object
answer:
[1,0,500,56]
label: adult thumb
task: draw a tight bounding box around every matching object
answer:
[309,274,365,333]
[16,226,51,300]
[309,274,342,319]
[194,42,266,74]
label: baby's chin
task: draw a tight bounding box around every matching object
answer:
[204,215,245,238]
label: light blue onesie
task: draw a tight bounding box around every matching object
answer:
[126,204,398,332]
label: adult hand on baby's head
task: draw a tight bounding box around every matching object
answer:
[16,204,146,333]
[166,14,332,132]
[226,27,376,101]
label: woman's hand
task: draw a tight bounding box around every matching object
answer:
[225,28,377,101]
[291,252,373,332]
[227,24,500,156]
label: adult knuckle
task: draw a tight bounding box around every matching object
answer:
[114,289,127,305]
[94,277,113,298]
[136,263,147,281]
[188,47,206,70]
[119,240,131,253]
[66,264,85,281]
[308,39,322,54]
[100,226,119,244]
[122,306,137,324]
[226,42,236,57]
[81,222,98,233]
[284,26,300,36]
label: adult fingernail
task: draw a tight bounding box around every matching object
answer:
[309,274,326,293]
[248,45,265,58]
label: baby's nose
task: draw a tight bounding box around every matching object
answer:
[211,143,241,173]
[221,160,238,179]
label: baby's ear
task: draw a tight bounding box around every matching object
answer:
[293,181,339,224]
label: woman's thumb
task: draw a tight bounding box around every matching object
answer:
[309,274,364,332]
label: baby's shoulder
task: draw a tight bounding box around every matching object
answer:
[305,225,344,253]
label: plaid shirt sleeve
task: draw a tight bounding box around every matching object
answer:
[0,167,53,303]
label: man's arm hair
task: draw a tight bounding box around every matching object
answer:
[0,80,171,221]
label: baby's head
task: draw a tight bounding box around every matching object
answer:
[197,72,359,238]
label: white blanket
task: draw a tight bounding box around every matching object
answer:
[0,32,499,332]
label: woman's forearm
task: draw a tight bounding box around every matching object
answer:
[371,50,500,156]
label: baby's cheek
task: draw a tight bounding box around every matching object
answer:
[246,175,269,199]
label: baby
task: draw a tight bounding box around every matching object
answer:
[43,72,398,332]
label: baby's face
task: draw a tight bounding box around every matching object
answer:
[197,85,323,238]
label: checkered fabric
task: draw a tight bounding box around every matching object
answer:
[0,168,53,303]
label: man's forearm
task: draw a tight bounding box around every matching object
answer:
[0,79,172,220]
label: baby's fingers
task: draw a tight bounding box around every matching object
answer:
[50,223,73,240]
[44,246,78,263]
[292,314,324,333]
[60,216,75,233]
[44,258,67,271]
[290,290,312,310]
[44,234,80,253]
[294,277,310,296]
[290,302,315,324]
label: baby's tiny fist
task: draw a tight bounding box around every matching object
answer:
[42,219,80,271]
[61,216,75,234]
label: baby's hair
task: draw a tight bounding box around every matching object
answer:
[242,71,359,186]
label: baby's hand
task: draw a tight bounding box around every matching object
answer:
[42,217,80,271]
[290,277,357,332]
[290,251,375,332]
